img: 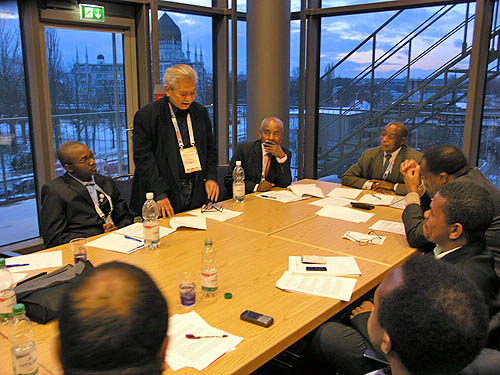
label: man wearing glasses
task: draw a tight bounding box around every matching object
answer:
[41,141,133,248]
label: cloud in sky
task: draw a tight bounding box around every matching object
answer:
[0,12,17,20]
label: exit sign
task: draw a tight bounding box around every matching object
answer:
[79,4,104,22]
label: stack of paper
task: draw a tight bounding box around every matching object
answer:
[288,183,326,198]
[116,223,175,238]
[327,187,362,200]
[169,216,207,230]
[188,208,243,222]
[308,196,351,207]
[6,251,63,273]
[369,220,406,235]
[166,310,243,371]
[315,206,375,223]
[87,233,145,254]
[256,190,306,203]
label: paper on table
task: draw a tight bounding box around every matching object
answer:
[288,256,361,276]
[288,183,325,198]
[369,220,406,235]
[6,251,63,272]
[327,187,362,200]
[358,193,395,206]
[169,216,207,230]
[12,273,28,284]
[343,231,386,245]
[188,208,243,222]
[275,271,357,302]
[308,196,351,207]
[256,190,306,203]
[87,233,144,254]
[316,206,374,223]
[115,222,175,238]
[165,310,243,371]
[390,196,406,210]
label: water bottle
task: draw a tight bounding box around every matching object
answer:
[233,161,245,202]
[10,303,38,375]
[0,258,17,324]
[201,238,218,297]
[142,192,160,250]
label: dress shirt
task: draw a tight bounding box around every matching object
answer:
[253,143,288,192]
[362,147,402,191]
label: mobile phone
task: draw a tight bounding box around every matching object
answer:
[306,266,327,271]
[350,202,375,210]
[240,310,274,327]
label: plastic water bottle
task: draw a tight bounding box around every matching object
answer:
[0,258,17,324]
[201,238,218,297]
[233,161,245,202]
[10,303,38,375]
[142,192,160,250]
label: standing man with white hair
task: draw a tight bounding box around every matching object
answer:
[131,64,219,217]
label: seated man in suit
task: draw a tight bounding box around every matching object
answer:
[58,262,169,375]
[366,254,489,375]
[224,116,292,195]
[341,122,421,195]
[310,181,499,375]
[41,141,133,248]
[401,144,500,274]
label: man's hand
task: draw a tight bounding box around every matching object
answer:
[263,140,286,159]
[350,301,375,320]
[400,160,421,193]
[103,223,118,232]
[256,180,275,192]
[369,179,395,194]
[205,180,219,202]
[157,197,174,218]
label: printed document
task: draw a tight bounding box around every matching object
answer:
[369,220,406,235]
[289,256,361,276]
[256,190,307,203]
[308,196,351,207]
[389,196,406,210]
[358,193,394,206]
[116,223,175,239]
[88,233,144,254]
[316,206,375,223]
[6,251,63,272]
[166,310,243,371]
[288,183,326,198]
[169,216,207,230]
[188,208,243,222]
[327,187,362,200]
[276,271,357,301]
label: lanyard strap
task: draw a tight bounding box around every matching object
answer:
[93,185,113,221]
[168,102,195,149]
[381,155,396,181]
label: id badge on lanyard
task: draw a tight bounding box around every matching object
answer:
[168,102,202,174]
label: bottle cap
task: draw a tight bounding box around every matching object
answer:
[0,258,5,267]
[146,192,154,200]
[224,292,232,299]
[13,304,25,315]
[236,161,241,166]
[204,238,213,246]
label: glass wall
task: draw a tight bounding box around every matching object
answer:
[0,1,39,246]
[317,3,475,180]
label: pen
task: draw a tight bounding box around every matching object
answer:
[6,264,30,268]
[185,333,228,339]
[124,235,143,243]
[371,194,382,200]
[260,195,276,199]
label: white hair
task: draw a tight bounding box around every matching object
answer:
[163,64,198,89]
[260,117,283,131]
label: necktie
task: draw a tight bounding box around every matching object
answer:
[264,155,272,179]
[98,193,111,217]
[383,153,392,171]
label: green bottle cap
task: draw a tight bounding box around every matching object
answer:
[224,292,232,299]
[0,258,5,267]
[205,238,213,246]
[13,304,26,315]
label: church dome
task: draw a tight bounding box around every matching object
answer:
[158,13,181,42]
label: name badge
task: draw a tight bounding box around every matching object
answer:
[180,146,202,173]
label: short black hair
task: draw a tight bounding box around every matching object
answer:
[378,254,488,375]
[57,141,84,165]
[388,121,408,138]
[422,145,467,175]
[59,262,168,372]
[437,181,493,242]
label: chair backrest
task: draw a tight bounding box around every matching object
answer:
[112,174,133,208]
[217,164,230,201]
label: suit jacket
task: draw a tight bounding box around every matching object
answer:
[40,173,133,248]
[402,168,500,275]
[130,97,217,215]
[341,144,422,195]
[224,140,292,194]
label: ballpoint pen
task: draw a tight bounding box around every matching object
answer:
[124,235,143,243]
[185,334,228,339]
[6,264,30,268]
[260,195,276,199]
[371,194,382,200]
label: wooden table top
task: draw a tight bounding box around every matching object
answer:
[7,181,415,375]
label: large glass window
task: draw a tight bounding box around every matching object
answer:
[0,1,39,246]
[317,3,475,180]
[290,19,300,179]
[45,28,129,177]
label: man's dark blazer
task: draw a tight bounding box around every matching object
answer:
[224,140,292,195]
[402,167,500,275]
[130,97,217,215]
[341,144,422,195]
[40,173,133,248]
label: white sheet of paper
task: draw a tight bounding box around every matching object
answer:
[327,187,362,199]
[115,223,175,239]
[275,271,357,302]
[165,310,243,371]
[342,231,386,245]
[188,208,243,222]
[12,273,28,284]
[315,206,374,223]
[390,196,406,210]
[87,233,144,254]
[256,190,307,203]
[369,220,406,235]
[288,256,361,276]
[169,216,207,230]
[358,193,395,206]
[308,196,351,207]
[288,184,325,198]
[6,251,63,272]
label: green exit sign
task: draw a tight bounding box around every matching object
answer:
[79,4,105,22]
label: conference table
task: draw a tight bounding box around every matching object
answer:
[0,180,416,375]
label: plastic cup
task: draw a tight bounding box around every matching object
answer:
[177,272,196,307]
[70,238,88,264]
